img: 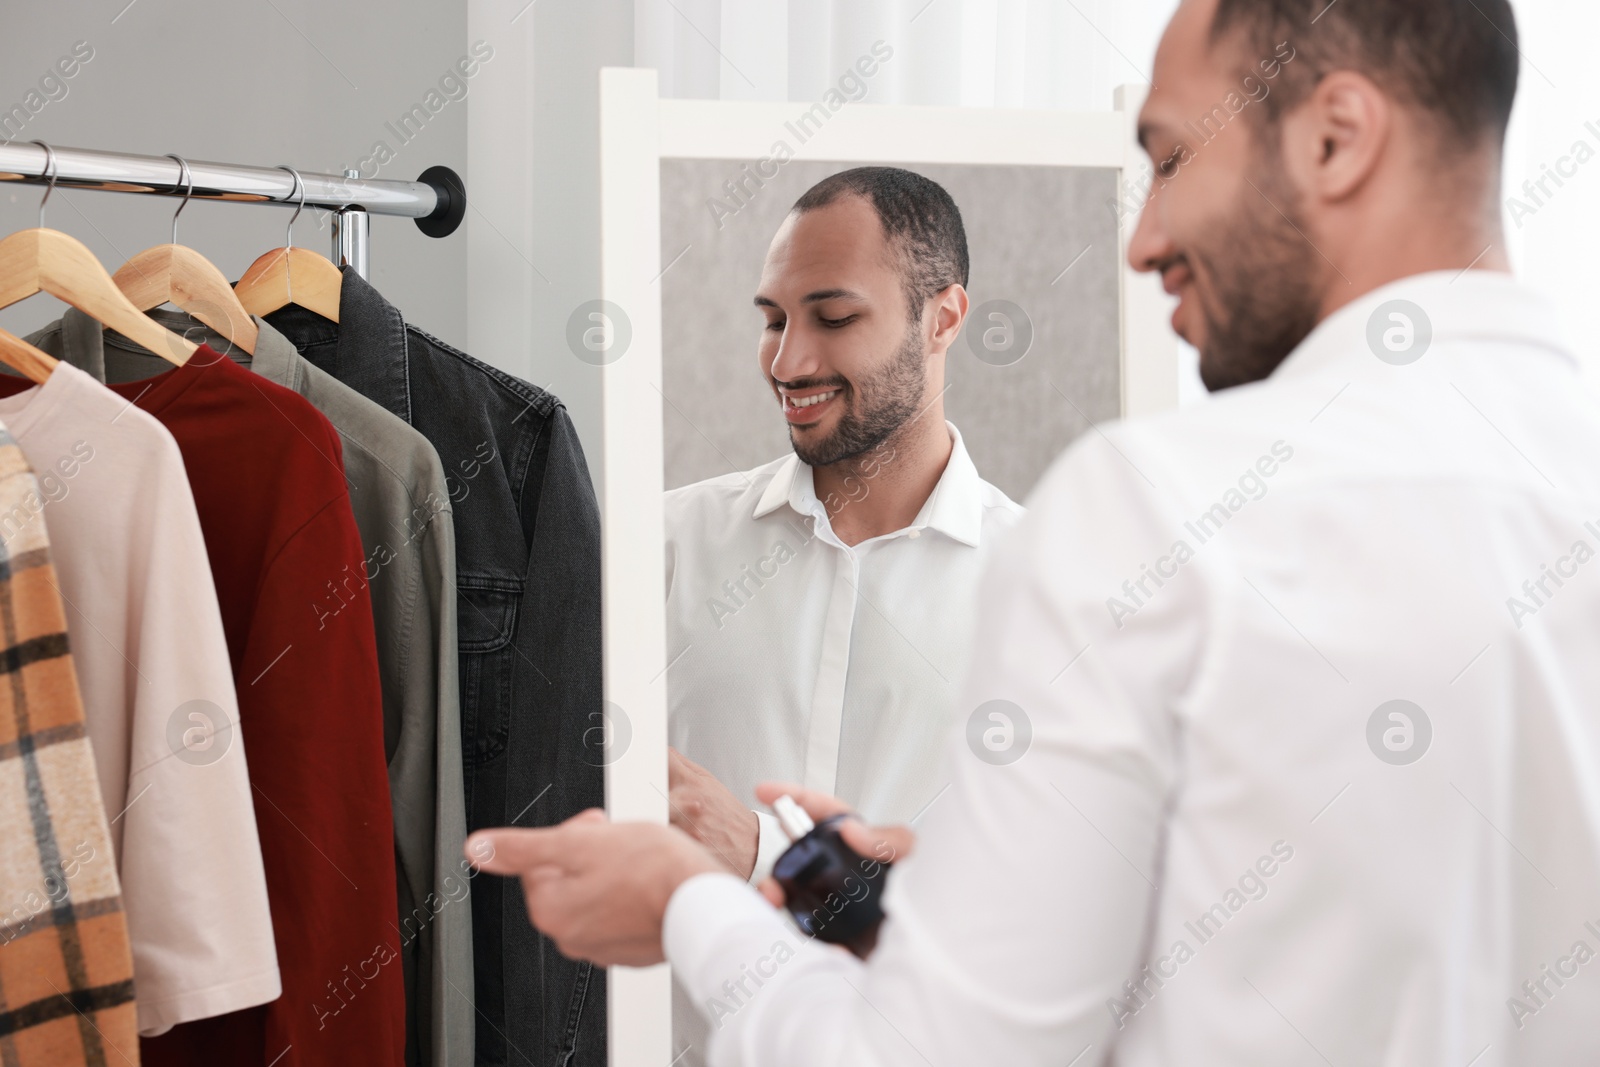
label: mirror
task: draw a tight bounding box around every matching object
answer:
[658,156,1131,1064]
[593,70,1176,1065]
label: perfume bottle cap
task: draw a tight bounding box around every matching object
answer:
[773,795,815,842]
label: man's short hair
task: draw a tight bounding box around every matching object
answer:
[791,167,969,324]
[1211,0,1520,149]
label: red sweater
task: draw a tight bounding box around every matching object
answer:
[0,347,406,1066]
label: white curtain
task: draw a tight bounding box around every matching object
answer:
[1500,2,1600,380]
[636,0,1179,109]
[636,0,1600,380]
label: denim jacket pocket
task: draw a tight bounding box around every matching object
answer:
[457,575,523,766]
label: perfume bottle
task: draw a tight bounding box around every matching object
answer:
[770,795,891,958]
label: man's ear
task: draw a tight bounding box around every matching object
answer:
[1282,70,1393,203]
[928,283,970,355]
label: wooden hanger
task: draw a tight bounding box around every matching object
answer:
[234,165,341,323]
[0,326,58,385]
[0,142,196,366]
[115,155,258,355]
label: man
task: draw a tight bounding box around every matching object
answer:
[663,168,1023,884]
[474,0,1600,1063]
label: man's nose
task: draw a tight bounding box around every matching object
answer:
[1126,178,1174,276]
[768,326,823,385]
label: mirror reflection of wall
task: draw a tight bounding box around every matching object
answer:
[659,160,1123,502]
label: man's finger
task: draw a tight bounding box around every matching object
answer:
[757,876,785,909]
[466,827,571,875]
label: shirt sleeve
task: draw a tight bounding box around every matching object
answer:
[664,429,1203,1067]
[118,443,280,1034]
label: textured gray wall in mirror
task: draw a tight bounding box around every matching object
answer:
[659,159,1122,502]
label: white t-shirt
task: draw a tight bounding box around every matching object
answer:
[0,362,279,1035]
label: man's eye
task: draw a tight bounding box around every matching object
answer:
[765,320,786,332]
[820,315,856,329]
[1157,153,1180,179]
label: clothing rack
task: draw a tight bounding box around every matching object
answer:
[0,140,466,279]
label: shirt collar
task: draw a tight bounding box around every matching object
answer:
[1270,270,1578,384]
[238,315,300,389]
[157,309,300,388]
[752,422,987,548]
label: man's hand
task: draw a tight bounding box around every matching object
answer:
[668,747,760,879]
[751,782,917,910]
[466,809,722,967]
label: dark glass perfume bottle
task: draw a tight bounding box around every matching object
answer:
[770,795,891,958]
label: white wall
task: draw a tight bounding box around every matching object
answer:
[466,0,634,469]
[0,1,469,345]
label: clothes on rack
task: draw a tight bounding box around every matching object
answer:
[14,331,405,1067]
[0,165,601,1066]
[0,361,279,1037]
[267,267,607,1067]
[0,420,139,1066]
[98,306,473,1067]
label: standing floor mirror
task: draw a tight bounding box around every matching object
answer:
[593,67,1177,1066]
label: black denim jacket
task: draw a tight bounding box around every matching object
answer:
[268,269,605,1067]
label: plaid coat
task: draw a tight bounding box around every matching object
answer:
[0,421,138,1065]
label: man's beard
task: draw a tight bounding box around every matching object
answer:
[789,324,927,468]
[1192,164,1324,392]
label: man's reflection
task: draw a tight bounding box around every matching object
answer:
[663,167,1023,883]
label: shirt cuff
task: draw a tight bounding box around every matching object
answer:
[664,872,798,1009]
[750,810,788,885]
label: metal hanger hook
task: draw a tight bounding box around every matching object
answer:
[29,140,58,229]
[165,154,194,246]
[274,165,306,251]
[274,165,307,303]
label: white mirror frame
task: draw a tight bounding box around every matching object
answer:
[594,66,1177,1067]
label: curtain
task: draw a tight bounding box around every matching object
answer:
[636,0,1179,109]
[1501,4,1600,379]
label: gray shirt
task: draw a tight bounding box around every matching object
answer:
[29,308,474,1067]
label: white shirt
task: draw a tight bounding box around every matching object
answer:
[664,272,1600,1066]
[666,423,1024,881]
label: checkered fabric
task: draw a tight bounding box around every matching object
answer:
[0,421,138,1065]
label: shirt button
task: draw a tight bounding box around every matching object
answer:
[908,529,921,540]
